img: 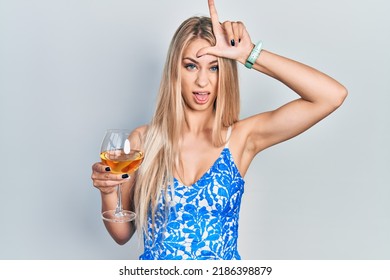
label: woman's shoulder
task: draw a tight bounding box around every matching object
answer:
[134,124,148,134]
[129,124,149,142]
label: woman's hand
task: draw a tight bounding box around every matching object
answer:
[197,0,254,64]
[91,162,135,245]
[91,162,130,194]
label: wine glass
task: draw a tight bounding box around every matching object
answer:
[99,129,144,223]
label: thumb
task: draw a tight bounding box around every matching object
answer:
[196,46,218,58]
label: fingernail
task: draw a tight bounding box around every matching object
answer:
[105,167,111,172]
[230,39,235,46]
[122,174,129,179]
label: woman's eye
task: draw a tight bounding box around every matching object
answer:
[185,63,197,70]
[210,65,219,72]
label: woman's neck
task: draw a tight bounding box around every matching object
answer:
[183,110,215,135]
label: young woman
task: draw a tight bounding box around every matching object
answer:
[91,0,347,260]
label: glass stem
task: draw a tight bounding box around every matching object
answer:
[115,184,123,216]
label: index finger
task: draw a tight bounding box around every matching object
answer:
[92,162,110,173]
[208,0,220,27]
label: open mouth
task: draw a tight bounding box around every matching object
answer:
[193,92,210,104]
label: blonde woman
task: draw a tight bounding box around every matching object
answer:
[91,0,347,260]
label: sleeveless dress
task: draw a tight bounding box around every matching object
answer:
[139,127,245,260]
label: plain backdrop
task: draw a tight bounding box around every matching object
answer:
[0,0,389,259]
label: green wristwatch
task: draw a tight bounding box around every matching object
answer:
[245,41,263,69]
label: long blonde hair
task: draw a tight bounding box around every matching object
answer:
[134,16,240,235]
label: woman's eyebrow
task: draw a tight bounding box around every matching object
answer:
[183,57,218,65]
[183,57,198,63]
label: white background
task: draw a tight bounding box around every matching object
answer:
[0,0,389,259]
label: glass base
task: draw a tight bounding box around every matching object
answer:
[101,210,136,223]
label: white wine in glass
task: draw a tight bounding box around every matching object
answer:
[100,129,144,223]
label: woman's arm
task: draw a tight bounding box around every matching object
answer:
[91,125,147,245]
[242,49,348,154]
[91,126,147,244]
[91,163,136,245]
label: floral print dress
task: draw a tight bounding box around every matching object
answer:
[140,127,245,260]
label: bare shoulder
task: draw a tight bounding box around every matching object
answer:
[131,124,149,136]
[130,125,149,145]
[133,124,148,135]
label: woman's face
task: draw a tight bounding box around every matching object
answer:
[180,38,218,113]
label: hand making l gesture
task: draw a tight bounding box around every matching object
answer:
[197,0,254,65]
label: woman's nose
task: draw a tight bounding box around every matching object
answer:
[196,70,209,87]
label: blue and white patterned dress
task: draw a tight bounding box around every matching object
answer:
[140,127,245,260]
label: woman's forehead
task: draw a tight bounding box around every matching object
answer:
[182,38,217,61]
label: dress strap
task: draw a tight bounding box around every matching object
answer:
[224,126,232,148]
